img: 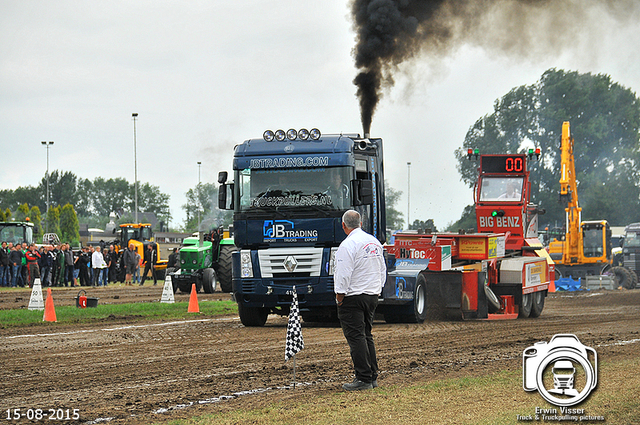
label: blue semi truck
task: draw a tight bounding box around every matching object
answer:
[217,129,402,326]
[218,129,552,326]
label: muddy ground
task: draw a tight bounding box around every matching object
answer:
[0,286,639,424]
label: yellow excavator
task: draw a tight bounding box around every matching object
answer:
[548,122,636,288]
[114,223,168,280]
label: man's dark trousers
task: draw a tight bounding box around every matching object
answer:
[338,293,379,383]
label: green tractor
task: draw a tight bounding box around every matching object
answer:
[170,226,235,293]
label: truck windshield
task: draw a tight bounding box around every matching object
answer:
[624,232,640,247]
[479,177,524,202]
[237,167,351,212]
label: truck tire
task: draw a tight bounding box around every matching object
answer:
[529,290,545,318]
[519,293,533,318]
[202,268,217,294]
[238,303,268,327]
[217,245,235,292]
[611,266,633,289]
[412,275,428,323]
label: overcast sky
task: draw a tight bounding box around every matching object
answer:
[2,1,640,230]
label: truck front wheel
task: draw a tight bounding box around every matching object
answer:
[238,303,268,327]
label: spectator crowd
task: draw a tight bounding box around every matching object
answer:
[0,241,160,288]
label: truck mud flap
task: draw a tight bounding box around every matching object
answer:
[422,270,463,321]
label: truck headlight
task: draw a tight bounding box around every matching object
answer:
[328,248,338,276]
[241,250,253,278]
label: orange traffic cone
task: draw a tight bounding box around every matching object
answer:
[548,279,556,293]
[188,283,200,313]
[43,287,57,322]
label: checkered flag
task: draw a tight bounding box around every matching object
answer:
[285,288,304,361]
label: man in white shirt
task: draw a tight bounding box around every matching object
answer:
[334,209,386,391]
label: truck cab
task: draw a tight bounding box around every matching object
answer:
[218,129,385,326]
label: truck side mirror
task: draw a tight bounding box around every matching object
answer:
[351,179,374,206]
[218,183,234,210]
[218,171,228,184]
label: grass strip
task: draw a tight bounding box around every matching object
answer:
[0,300,237,328]
[157,357,640,425]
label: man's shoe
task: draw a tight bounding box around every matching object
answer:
[342,379,373,391]
[372,379,378,388]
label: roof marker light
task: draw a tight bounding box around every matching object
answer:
[286,129,297,140]
[310,128,321,140]
[298,128,309,140]
[275,129,286,141]
[263,130,275,142]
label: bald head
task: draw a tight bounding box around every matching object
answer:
[342,210,362,231]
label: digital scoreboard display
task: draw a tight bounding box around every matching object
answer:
[481,155,526,174]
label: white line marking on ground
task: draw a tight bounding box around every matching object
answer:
[4,316,239,339]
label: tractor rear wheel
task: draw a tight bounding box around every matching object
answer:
[217,244,235,292]
[611,266,633,289]
[627,268,638,289]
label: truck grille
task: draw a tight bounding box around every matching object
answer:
[258,247,323,278]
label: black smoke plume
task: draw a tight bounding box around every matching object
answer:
[350,0,637,135]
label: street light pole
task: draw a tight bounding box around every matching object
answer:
[41,141,54,232]
[407,162,411,229]
[132,113,138,223]
[197,161,202,231]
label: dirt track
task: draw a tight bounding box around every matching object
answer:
[1,286,639,424]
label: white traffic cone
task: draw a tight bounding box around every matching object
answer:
[160,274,175,304]
[28,278,45,311]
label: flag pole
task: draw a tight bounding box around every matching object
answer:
[293,354,296,389]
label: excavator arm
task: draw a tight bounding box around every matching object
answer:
[558,121,582,264]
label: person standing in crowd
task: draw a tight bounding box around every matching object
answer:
[64,244,75,287]
[57,244,66,286]
[92,246,107,286]
[77,246,91,286]
[334,210,386,391]
[123,244,136,286]
[20,242,28,288]
[141,244,158,286]
[25,243,41,287]
[9,245,24,287]
[0,241,9,287]
[42,245,54,286]
[133,248,142,285]
[102,247,111,286]
[107,244,118,283]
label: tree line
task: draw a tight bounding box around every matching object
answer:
[0,171,172,240]
[451,68,640,231]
